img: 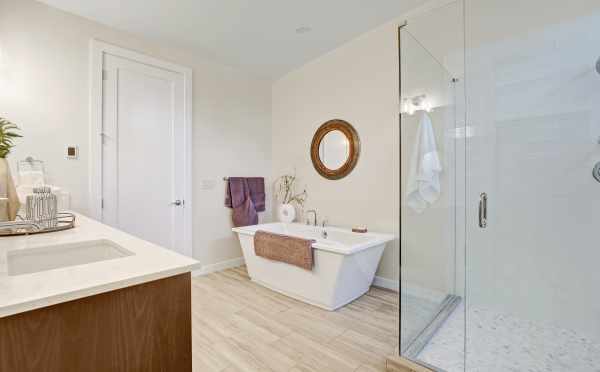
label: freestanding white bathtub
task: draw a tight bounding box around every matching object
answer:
[232,223,394,310]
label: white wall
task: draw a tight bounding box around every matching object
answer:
[0,0,272,268]
[270,0,466,286]
[271,19,400,281]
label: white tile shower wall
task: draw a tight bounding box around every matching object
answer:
[465,0,600,339]
[0,0,272,267]
[404,0,600,343]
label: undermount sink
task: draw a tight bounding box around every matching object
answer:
[7,239,134,276]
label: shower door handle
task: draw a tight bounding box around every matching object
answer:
[479,193,488,228]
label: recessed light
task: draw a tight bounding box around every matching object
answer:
[295,26,312,34]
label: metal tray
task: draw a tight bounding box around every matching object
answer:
[0,212,76,237]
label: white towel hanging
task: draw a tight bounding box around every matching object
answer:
[406,112,442,213]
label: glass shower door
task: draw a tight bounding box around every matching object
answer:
[464,0,600,370]
[400,27,456,348]
[399,2,465,366]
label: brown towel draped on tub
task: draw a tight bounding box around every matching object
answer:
[254,230,315,270]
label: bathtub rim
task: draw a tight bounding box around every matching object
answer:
[232,222,395,255]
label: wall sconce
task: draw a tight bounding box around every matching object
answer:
[401,94,432,115]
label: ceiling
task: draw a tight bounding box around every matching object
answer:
[37,0,426,80]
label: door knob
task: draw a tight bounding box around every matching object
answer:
[171,200,183,206]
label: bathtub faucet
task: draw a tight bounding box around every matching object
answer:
[306,209,317,226]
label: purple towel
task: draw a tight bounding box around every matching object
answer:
[225,177,265,227]
[245,177,265,212]
[225,177,265,212]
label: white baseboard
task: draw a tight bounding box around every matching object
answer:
[193,262,442,303]
[192,257,245,277]
[373,276,399,292]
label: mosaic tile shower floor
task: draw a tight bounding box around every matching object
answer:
[417,303,600,372]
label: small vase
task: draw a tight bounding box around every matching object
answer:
[0,158,21,221]
[277,203,296,223]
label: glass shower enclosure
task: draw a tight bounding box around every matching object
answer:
[399,9,463,362]
[399,0,600,371]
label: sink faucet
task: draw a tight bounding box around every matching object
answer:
[306,209,317,226]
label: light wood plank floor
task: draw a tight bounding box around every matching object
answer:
[192,266,399,372]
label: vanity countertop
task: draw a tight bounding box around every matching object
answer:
[0,213,200,318]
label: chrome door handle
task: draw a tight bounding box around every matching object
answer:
[171,200,183,206]
[593,162,600,183]
[479,193,488,228]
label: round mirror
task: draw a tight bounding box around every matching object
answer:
[310,119,360,180]
[319,130,349,170]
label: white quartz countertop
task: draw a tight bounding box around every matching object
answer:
[0,213,200,318]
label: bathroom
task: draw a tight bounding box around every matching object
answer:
[0,0,599,371]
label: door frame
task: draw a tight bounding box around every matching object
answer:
[89,39,193,258]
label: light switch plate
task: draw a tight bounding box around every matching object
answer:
[199,179,216,190]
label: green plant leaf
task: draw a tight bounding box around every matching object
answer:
[0,117,22,158]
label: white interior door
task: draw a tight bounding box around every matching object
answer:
[101,53,186,255]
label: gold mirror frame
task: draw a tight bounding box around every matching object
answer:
[310,119,361,180]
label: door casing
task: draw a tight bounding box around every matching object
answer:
[89,39,193,258]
